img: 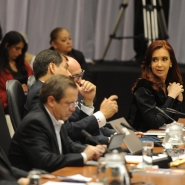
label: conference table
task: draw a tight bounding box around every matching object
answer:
[42,121,185,185]
[41,145,185,185]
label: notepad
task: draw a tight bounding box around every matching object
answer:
[143,131,166,136]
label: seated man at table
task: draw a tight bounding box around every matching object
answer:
[24,50,118,145]
[68,57,116,142]
[9,74,106,172]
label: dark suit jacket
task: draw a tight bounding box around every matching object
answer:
[9,103,86,172]
[23,80,113,144]
[0,147,27,184]
[127,78,183,131]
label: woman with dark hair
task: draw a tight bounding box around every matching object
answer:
[127,40,183,132]
[49,27,92,81]
[0,31,33,111]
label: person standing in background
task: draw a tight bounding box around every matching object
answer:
[49,27,92,82]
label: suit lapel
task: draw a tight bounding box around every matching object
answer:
[39,104,60,154]
[60,125,69,154]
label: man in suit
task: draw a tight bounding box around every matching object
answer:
[9,75,106,172]
[68,57,116,144]
[0,146,28,185]
[24,50,118,144]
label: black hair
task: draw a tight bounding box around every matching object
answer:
[0,31,28,75]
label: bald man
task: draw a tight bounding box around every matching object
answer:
[68,57,116,144]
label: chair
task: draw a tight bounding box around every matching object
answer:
[0,102,11,156]
[6,80,26,131]
[27,75,36,89]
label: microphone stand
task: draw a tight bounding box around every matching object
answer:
[164,108,185,116]
[155,106,176,122]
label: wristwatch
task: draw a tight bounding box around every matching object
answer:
[81,100,94,108]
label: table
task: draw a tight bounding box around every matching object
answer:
[43,146,185,185]
[42,125,185,185]
[50,165,185,185]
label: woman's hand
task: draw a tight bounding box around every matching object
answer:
[167,82,183,101]
[22,84,28,93]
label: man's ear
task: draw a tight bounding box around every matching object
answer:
[47,96,55,107]
[48,62,56,74]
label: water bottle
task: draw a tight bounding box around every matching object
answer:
[104,150,130,185]
[162,122,185,157]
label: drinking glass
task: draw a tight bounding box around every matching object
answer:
[94,157,106,183]
[28,170,41,185]
[142,140,154,167]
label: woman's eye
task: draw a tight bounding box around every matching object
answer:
[152,58,157,62]
[163,57,168,61]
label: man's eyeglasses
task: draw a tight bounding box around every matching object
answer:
[66,102,80,109]
[71,70,85,80]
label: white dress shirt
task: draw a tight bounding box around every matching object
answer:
[44,106,87,163]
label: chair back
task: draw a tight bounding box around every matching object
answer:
[0,102,11,156]
[6,80,26,130]
[27,75,36,89]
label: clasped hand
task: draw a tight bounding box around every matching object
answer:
[167,82,183,101]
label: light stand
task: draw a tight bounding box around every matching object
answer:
[142,0,168,46]
[101,0,130,60]
[101,0,169,60]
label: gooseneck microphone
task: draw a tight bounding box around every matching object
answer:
[155,106,176,122]
[81,129,101,145]
[162,107,185,116]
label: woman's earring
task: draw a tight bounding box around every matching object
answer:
[170,64,172,67]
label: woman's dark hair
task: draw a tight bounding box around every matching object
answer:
[49,27,66,45]
[132,40,182,92]
[0,31,28,75]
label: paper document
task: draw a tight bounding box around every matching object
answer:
[57,174,92,182]
[159,125,166,129]
[125,154,168,163]
[143,131,165,136]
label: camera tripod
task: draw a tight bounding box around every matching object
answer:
[101,0,168,60]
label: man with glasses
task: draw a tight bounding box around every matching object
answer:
[23,50,118,145]
[9,75,106,172]
[68,57,117,145]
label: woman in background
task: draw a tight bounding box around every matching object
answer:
[49,27,92,81]
[0,31,33,111]
[127,40,183,132]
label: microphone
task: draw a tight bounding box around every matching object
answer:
[155,106,176,123]
[120,122,137,132]
[162,107,185,116]
[81,129,101,145]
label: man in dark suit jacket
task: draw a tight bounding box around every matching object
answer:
[24,50,117,144]
[68,57,116,143]
[9,75,106,172]
[0,147,28,185]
